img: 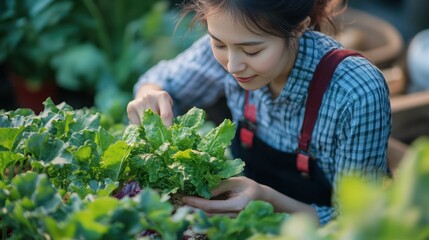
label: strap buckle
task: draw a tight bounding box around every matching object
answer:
[296,149,312,177]
[240,119,257,148]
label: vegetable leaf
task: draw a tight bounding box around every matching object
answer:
[100,141,132,181]
[142,109,171,150]
[197,119,236,158]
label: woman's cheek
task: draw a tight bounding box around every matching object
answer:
[253,52,281,73]
[212,48,228,69]
[255,58,277,73]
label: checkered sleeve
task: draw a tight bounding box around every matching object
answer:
[312,204,337,225]
[312,57,391,225]
[133,34,228,115]
[333,59,391,184]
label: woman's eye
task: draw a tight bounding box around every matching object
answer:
[243,50,260,56]
[213,45,226,50]
[212,43,260,56]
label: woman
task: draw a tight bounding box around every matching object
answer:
[127,0,391,225]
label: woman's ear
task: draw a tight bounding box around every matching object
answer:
[295,16,311,37]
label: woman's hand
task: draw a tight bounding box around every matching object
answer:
[183,176,320,223]
[182,176,265,216]
[127,83,174,126]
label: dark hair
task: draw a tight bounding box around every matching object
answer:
[179,0,347,39]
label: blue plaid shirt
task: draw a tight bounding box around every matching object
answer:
[134,30,391,225]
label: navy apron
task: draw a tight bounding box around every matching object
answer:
[231,49,363,206]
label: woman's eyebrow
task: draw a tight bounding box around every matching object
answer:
[208,31,264,46]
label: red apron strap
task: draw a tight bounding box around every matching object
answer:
[297,49,364,174]
[241,91,257,148]
[244,91,257,123]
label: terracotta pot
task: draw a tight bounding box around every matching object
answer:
[9,72,59,114]
[334,8,404,68]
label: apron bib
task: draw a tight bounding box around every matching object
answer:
[231,49,363,206]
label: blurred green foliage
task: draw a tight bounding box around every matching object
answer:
[0,0,76,82]
[251,137,429,240]
[0,0,204,123]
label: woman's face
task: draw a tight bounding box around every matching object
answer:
[206,8,296,92]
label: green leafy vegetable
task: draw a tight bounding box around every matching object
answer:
[126,107,245,199]
[193,201,288,240]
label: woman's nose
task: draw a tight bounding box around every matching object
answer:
[227,53,246,74]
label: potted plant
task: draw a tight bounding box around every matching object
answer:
[0,0,77,113]
[0,0,203,119]
[50,0,204,123]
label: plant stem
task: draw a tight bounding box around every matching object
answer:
[17,158,24,175]
[83,0,113,59]
[7,165,14,182]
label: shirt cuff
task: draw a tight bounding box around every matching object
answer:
[311,204,337,226]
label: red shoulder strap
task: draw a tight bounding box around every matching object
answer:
[297,49,364,174]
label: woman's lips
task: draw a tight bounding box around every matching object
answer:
[234,75,256,83]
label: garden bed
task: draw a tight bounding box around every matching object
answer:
[1,98,429,239]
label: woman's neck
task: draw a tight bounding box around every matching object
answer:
[268,40,300,99]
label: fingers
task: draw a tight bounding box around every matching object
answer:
[211,178,238,197]
[182,195,247,214]
[158,92,173,127]
[183,200,238,218]
[181,177,262,215]
[128,110,141,125]
[127,100,145,124]
[206,212,238,218]
[126,89,173,126]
